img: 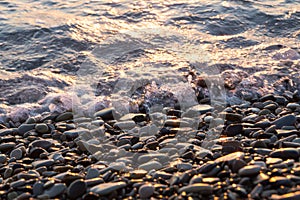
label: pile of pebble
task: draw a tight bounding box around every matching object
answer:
[0,91,300,200]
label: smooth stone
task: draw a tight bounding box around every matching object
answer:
[254,119,271,129]
[139,184,154,199]
[56,112,73,122]
[254,173,270,184]
[35,123,49,134]
[43,183,66,198]
[254,148,271,156]
[0,142,16,152]
[32,159,54,168]
[153,171,173,180]
[119,113,146,122]
[0,154,7,163]
[67,179,87,200]
[225,113,243,122]
[64,128,89,139]
[90,182,126,195]
[197,161,217,173]
[251,140,267,148]
[4,168,13,178]
[85,178,105,187]
[287,103,300,110]
[271,191,300,200]
[224,124,243,136]
[113,120,136,130]
[272,114,296,129]
[16,193,33,199]
[178,183,213,194]
[266,157,283,165]
[215,152,244,163]
[94,107,116,120]
[17,124,35,135]
[238,165,261,176]
[7,192,18,200]
[10,148,23,160]
[86,168,100,179]
[129,169,147,179]
[177,163,193,171]
[11,179,26,188]
[229,159,247,173]
[33,182,44,196]
[269,176,292,187]
[276,129,299,138]
[270,148,299,160]
[139,161,163,171]
[29,139,53,150]
[0,128,15,136]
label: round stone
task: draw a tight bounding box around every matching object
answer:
[67,179,87,200]
[238,165,261,176]
[0,154,7,164]
[33,182,44,196]
[35,123,49,134]
[10,148,23,160]
[139,184,154,199]
[0,142,16,152]
[29,139,53,150]
[43,183,66,198]
[86,168,100,179]
[56,112,73,122]
[17,124,35,135]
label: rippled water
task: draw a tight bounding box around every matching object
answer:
[0,0,300,122]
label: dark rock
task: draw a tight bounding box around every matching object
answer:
[272,114,296,129]
[17,124,35,135]
[90,182,127,195]
[270,148,299,160]
[67,179,87,200]
[139,184,154,199]
[224,124,243,137]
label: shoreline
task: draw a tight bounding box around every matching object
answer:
[0,86,299,199]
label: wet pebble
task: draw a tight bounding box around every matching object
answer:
[238,165,261,176]
[0,154,7,163]
[178,183,213,194]
[0,142,15,152]
[33,182,44,196]
[42,183,67,198]
[32,159,54,168]
[35,123,49,133]
[270,148,299,160]
[67,179,87,199]
[139,184,154,199]
[9,148,23,159]
[90,182,127,195]
[17,124,35,135]
[272,114,296,129]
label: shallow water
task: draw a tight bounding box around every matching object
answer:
[0,0,300,121]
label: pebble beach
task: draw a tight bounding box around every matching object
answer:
[1,0,300,199]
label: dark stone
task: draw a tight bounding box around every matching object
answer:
[224,124,243,136]
[67,179,87,200]
[270,148,299,160]
[272,114,296,129]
